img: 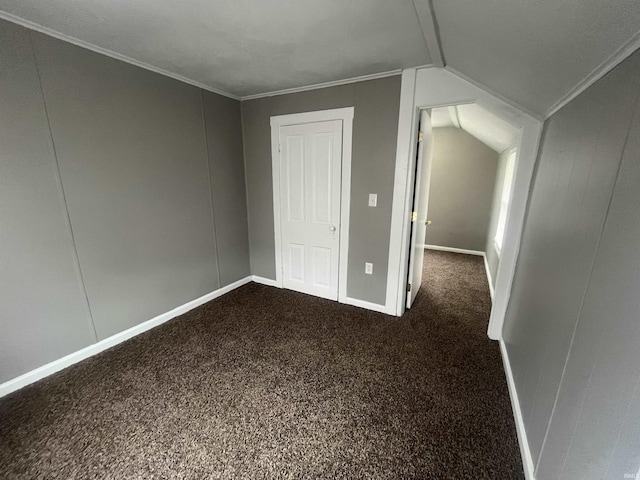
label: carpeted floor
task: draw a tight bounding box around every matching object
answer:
[0,250,523,479]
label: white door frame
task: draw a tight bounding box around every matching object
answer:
[385,67,543,339]
[270,107,354,303]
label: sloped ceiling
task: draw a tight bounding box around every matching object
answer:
[0,0,430,98]
[0,0,638,112]
[432,0,640,116]
[431,104,518,153]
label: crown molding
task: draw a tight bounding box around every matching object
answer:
[239,69,408,101]
[545,30,640,119]
[0,10,240,100]
[0,10,429,105]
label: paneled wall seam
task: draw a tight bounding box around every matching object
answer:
[201,89,222,288]
[27,30,98,343]
[239,103,255,275]
[536,82,640,476]
[556,83,640,479]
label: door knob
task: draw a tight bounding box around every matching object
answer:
[425,220,432,225]
[330,226,336,232]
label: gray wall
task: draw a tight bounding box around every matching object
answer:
[503,49,640,478]
[0,19,250,382]
[0,21,97,382]
[241,76,401,305]
[485,147,512,284]
[203,92,252,287]
[425,127,498,252]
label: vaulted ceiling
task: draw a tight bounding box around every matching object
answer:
[431,104,519,153]
[0,0,638,116]
[432,0,640,116]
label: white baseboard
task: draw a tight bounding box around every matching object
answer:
[423,244,484,256]
[500,340,536,480]
[483,254,495,302]
[341,296,390,315]
[251,275,279,287]
[0,276,252,399]
[251,276,393,315]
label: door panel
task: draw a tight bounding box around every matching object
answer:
[312,133,333,224]
[286,135,305,221]
[288,243,305,283]
[279,120,342,300]
[312,246,332,288]
[407,110,434,308]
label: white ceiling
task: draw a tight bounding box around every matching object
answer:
[0,0,638,111]
[432,0,640,116]
[0,0,431,98]
[431,104,519,153]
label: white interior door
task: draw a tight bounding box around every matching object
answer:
[406,109,434,308]
[279,120,343,300]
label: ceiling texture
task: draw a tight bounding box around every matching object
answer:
[431,104,519,153]
[0,0,639,115]
[432,0,640,116]
[0,0,431,98]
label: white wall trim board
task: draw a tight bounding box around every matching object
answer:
[0,276,252,399]
[251,275,279,287]
[500,340,537,480]
[545,30,640,118]
[342,296,390,315]
[337,116,355,305]
[387,67,543,342]
[386,68,419,317]
[424,244,484,256]
[487,127,541,339]
[270,107,354,303]
[483,253,495,302]
[412,0,445,68]
[444,66,542,121]
[241,70,404,101]
[0,10,240,101]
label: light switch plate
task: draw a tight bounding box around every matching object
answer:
[365,262,373,274]
[368,193,377,207]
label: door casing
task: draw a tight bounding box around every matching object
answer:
[270,107,354,304]
[386,68,543,339]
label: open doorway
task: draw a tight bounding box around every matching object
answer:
[405,103,519,309]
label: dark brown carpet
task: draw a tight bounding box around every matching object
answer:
[0,250,523,479]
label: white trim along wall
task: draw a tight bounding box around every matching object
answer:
[423,244,484,256]
[386,67,543,339]
[483,254,495,301]
[0,10,239,101]
[500,340,536,480]
[269,107,355,305]
[241,70,402,101]
[0,276,253,398]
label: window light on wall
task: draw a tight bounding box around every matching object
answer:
[494,148,517,255]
